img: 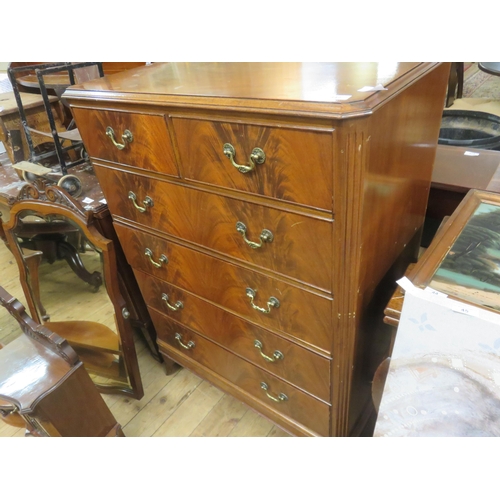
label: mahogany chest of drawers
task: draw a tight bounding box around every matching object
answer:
[65,62,450,436]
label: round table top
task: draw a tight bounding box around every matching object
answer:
[478,62,500,77]
[18,73,71,93]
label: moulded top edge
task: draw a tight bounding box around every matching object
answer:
[63,62,441,117]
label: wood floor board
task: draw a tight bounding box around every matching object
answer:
[152,380,224,437]
[190,393,250,437]
[228,407,276,437]
[0,419,22,437]
[104,362,180,426]
[267,425,292,437]
[122,368,202,436]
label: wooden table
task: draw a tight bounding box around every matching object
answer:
[16,64,147,97]
[0,163,103,218]
[0,92,63,164]
[427,144,500,221]
[17,74,71,97]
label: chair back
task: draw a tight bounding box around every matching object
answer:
[0,285,124,436]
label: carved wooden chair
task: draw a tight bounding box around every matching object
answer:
[0,285,124,436]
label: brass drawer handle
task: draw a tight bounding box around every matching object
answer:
[260,382,288,403]
[145,248,168,268]
[161,293,183,312]
[106,126,133,150]
[246,288,280,314]
[254,340,283,362]
[236,222,273,249]
[175,332,195,350]
[223,143,265,174]
[128,191,154,213]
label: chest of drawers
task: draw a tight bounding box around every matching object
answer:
[65,62,450,436]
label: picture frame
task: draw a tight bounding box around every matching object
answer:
[409,189,500,313]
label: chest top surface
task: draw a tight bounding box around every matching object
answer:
[63,62,440,118]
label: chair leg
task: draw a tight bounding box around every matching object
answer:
[457,62,464,98]
[24,251,49,321]
[446,62,459,108]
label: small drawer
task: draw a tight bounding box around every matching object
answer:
[96,166,333,292]
[137,271,330,402]
[172,117,334,211]
[156,320,330,436]
[71,107,179,176]
[114,223,333,354]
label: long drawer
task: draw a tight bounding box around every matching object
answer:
[155,316,330,436]
[114,222,333,354]
[96,166,333,292]
[171,117,334,211]
[71,107,179,176]
[135,270,330,402]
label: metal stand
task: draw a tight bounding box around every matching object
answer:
[7,62,104,175]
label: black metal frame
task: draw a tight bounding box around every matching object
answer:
[8,62,104,175]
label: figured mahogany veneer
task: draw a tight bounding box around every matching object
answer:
[114,222,333,353]
[71,107,179,177]
[97,165,333,292]
[66,62,450,436]
[134,269,331,402]
[172,117,334,211]
[153,314,330,436]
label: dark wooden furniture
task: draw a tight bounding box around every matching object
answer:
[0,91,64,164]
[427,145,500,221]
[65,62,450,436]
[0,285,124,436]
[423,145,500,247]
[446,62,464,108]
[14,216,103,296]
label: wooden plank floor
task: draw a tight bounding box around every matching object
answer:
[0,235,291,437]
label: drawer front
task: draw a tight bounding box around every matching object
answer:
[115,223,333,353]
[97,166,333,292]
[72,107,179,176]
[172,117,334,211]
[136,270,330,402]
[156,318,330,436]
